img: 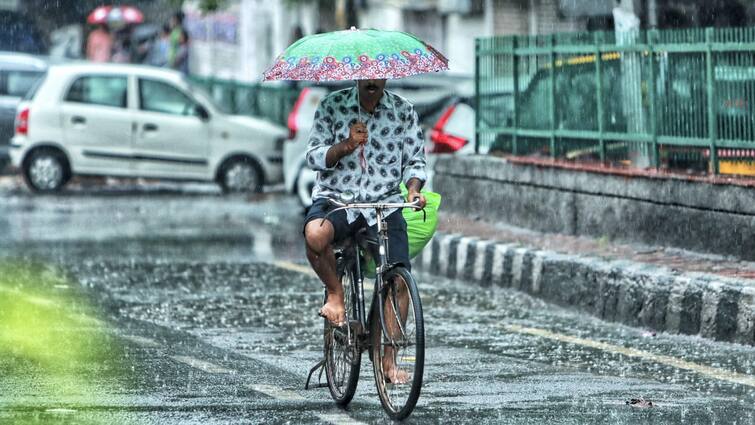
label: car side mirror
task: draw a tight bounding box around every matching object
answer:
[196,105,210,121]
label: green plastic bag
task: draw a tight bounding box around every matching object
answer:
[363,185,441,277]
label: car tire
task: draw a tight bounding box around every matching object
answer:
[218,156,264,194]
[23,148,70,193]
[295,166,316,207]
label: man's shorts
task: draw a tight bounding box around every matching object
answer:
[304,198,411,271]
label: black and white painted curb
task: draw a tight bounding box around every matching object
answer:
[415,232,755,346]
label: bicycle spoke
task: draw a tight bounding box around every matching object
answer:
[387,282,408,342]
[372,267,424,420]
[325,265,361,405]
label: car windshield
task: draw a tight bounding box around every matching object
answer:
[185,79,231,115]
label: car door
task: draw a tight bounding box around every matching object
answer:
[132,78,211,179]
[60,74,134,175]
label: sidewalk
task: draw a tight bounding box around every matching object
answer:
[415,212,755,346]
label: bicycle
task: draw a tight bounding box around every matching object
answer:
[305,197,425,420]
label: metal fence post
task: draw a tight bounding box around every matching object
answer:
[549,34,557,158]
[595,32,606,163]
[705,27,719,174]
[475,38,481,154]
[648,29,659,169]
[512,37,519,156]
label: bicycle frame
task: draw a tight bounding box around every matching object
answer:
[305,198,420,390]
[328,199,420,348]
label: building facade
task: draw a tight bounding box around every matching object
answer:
[184,0,755,81]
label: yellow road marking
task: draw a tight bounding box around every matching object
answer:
[121,335,160,348]
[504,324,755,388]
[171,355,234,374]
[274,261,318,277]
[276,262,754,388]
[275,261,376,292]
[251,385,368,425]
[45,409,77,414]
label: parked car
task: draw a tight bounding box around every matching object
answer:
[10,63,286,193]
[428,96,476,155]
[284,76,472,207]
[0,52,47,172]
[487,53,755,169]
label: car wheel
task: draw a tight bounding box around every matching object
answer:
[219,157,263,193]
[23,148,69,192]
[295,167,316,207]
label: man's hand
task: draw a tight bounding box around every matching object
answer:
[343,122,368,153]
[326,122,367,168]
[407,189,426,209]
[406,177,426,209]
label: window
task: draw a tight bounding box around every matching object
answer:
[1,71,44,97]
[65,76,128,108]
[23,73,46,101]
[139,79,199,116]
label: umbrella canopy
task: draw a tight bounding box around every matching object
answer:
[263,27,448,82]
[87,5,144,25]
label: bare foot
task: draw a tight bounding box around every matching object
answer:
[383,361,410,384]
[319,293,346,326]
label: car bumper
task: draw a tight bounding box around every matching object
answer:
[283,136,307,193]
[9,137,26,167]
[262,154,284,185]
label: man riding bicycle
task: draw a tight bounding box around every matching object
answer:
[303,79,427,384]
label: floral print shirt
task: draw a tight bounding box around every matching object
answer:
[306,87,427,226]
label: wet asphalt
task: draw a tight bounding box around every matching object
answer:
[0,179,753,424]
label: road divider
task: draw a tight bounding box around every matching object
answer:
[417,232,755,346]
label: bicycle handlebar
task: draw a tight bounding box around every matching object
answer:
[320,197,425,227]
[327,198,422,210]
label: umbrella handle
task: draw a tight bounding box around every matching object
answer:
[355,80,361,123]
[355,80,369,171]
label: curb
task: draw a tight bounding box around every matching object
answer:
[415,232,755,346]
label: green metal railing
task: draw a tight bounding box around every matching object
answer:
[190,77,300,126]
[475,27,755,176]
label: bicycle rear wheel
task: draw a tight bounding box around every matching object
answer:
[370,266,424,420]
[324,265,361,405]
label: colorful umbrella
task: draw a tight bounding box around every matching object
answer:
[87,6,144,25]
[262,27,448,82]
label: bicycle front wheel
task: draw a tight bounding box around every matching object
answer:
[324,265,361,405]
[370,266,425,420]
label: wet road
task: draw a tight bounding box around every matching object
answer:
[0,181,754,424]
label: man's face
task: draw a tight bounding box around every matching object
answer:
[357,79,387,101]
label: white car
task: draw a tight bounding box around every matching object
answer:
[283,86,327,207]
[10,63,286,192]
[284,77,474,207]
